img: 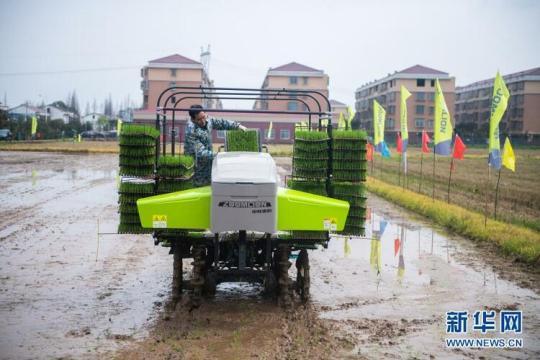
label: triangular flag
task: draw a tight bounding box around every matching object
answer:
[394,238,400,257]
[452,134,467,160]
[366,143,374,161]
[434,79,453,155]
[381,141,391,158]
[422,130,431,153]
[396,133,403,154]
[488,72,510,170]
[502,137,515,172]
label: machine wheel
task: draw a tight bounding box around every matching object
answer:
[171,241,183,303]
[191,244,206,306]
[295,249,310,303]
[276,244,292,307]
[263,270,277,296]
[203,271,217,297]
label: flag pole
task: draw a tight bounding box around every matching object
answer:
[494,168,502,220]
[403,151,407,190]
[398,150,402,186]
[484,165,491,227]
[447,133,456,203]
[431,144,436,200]
[419,147,424,193]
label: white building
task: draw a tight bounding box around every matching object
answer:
[8,104,46,118]
[82,113,107,130]
[45,105,76,124]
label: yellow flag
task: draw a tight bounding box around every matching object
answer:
[489,72,510,170]
[267,121,273,139]
[117,118,123,134]
[434,79,453,155]
[78,134,82,143]
[400,85,411,146]
[347,106,356,129]
[338,112,346,129]
[373,99,386,149]
[502,137,515,172]
[31,116,38,136]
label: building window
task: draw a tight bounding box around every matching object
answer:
[386,118,395,129]
[302,77,308,85]
[430,79,435,87]
[217,130,225,139]
[169,81,176,87]
[171,69,176,77]
[416,105,425,115]
[388,92,396,102]
[427,119,433,129]
[416,92,425,101]
[280,129,290,140]
[388,105,395,115]
[427,92,435,101]
[289,76,298,85]
[287,102,298,111]
[417,79,425,87]
[429,106,434,115]
[265,129,275,139]
[415,118,425,128]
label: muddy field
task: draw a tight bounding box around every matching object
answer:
[0,151,539,359]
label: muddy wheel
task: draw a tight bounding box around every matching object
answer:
[191,244,206,306]
[203,271,217,297]
[263,270,277,296]
[276,244,292,307]
[171,242,183,303]
[295,249,310,303]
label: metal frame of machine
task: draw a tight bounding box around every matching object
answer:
[149,85,338,306]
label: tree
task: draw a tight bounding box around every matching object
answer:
[68,90,80,117]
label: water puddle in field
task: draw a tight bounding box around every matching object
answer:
[1,152,539,359]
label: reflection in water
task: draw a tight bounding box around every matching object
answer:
[31,170,37,186]
[344,237,351,258]
[397,224,405,279]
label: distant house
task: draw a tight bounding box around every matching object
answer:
[45,105,76,124]
[82,113,107,130]
[8,104,46,118]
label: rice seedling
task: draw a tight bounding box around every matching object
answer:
[225,129,260,152]
[119,137,156,147]
[120,124,160,138]
[332,169,367,182]
[287,179,328,196]
[119,166,154,177]
[119,146,156,157]
[291,231,328,240]
[157,155,194,178]
[119,213,142,224]
[117,223,153,234]
[156,179,194,194]
[119,181,154,195]
[119,156,155,167]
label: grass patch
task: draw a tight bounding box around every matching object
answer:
[367,176,540,264]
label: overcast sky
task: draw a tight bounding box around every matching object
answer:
[0,0,538,112]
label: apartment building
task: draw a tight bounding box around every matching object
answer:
[355,65,455,144]
[455,67,540,142]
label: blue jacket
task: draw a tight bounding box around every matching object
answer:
[184,117,239,186]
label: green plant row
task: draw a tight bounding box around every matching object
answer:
[293,158,328,170]
[291,231,328,240]
[333,142,367,151]
[331,182,366,196]
[156,179,194,193]
[367,177,540,264]
[333,170,367,182]
[119,146,156,157]
[333,151,367,161]
[119,166,154,177]
[118,203,139,214]
[119,155,154,167]
[119,181,155,195]
[117,223,153,234]
[293,168,328,180]
[332,130,368,141]
[120,124,160,138]
[288,179,327,196]
[157,155,194,168]
[119,193,147,204]
[119,137,156,146]
[119,213,142,224]
[339,224,365,236]
[226,130,259,152]
[333,161,368,171]
[295,131,329,141]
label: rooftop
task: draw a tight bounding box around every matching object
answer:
[149,53,201,65]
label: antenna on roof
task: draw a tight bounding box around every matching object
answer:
[200,44,211,77]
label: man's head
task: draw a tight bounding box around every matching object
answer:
[189,105,207,127]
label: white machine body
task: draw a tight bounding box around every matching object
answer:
[211,152,278,233]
